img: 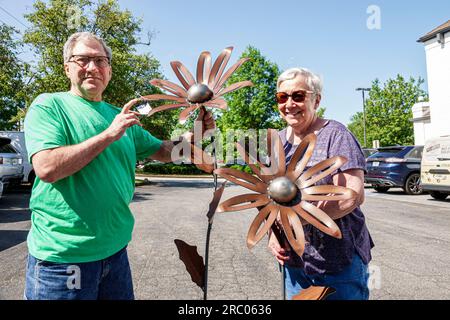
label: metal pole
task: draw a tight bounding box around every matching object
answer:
[356,88,370,148]
[281,264,286,300]
[203,106,218,300]
[362,90,367,148]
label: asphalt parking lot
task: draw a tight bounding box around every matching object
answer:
[1,179,450,300]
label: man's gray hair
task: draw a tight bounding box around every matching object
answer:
[63,32,112,63]
[277,67,323,95]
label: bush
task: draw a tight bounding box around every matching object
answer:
[143,163,205,175]
[228,164,254,174]
[141,162,254,175]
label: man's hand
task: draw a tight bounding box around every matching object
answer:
[197,107,216,132]
[106,98,143,141]
[184,107,216,143]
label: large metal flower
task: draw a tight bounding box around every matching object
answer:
[142,47,252,123]
[215,130,358,256]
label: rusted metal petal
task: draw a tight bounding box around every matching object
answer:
[214,168,267,194]
[279,205,305,257]
[149,79,187,98]
[286,133,316,182]
[247,204,278,249]
[140,93,186,103]
[235,141,271,183]
[174,239,205,290]
[208,47,233,89]
[171,61,196,91]
[147,103,189,117]
[267,129,286,178]
[292,286,336,300]
[179,105,199,124]
[301,185,358,202]
[196,51,212,85]
[293,201,342,239]
[217,193,270,212]
[214,57,250,93]
[298,156,347,188]
[217,80,253,96]
[206,181,227,223]
[204,97,228,110]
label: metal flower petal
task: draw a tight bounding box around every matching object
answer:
[143,47,253,123]
[215,132,360,257]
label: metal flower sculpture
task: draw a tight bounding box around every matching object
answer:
[142,47,253,123]
[215,130,358,257]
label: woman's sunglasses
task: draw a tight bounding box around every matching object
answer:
[276,90,315,104]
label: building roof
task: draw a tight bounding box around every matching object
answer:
[418,20,450,43]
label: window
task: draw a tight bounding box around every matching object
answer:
[407,147,423,159]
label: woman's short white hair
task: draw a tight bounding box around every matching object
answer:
[63,32,112,63]
[277,67,323,95]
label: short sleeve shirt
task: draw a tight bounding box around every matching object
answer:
[24,92,162,263]
[279,120,374,274]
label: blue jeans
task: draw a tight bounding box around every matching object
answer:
[285,253,370,300]
[24,246,134,300]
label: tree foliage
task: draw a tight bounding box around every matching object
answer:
[347,75,427,147]
[0,23,29,130]
[217,46,281,131]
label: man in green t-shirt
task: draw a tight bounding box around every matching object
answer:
[23,32,214,300]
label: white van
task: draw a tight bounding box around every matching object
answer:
[421,135,450,200]
[0,131,35,185]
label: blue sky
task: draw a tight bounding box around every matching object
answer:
[1,0,449,125]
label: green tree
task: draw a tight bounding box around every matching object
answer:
[348,75,427,147]
[22,0,175,139]
[0,23,29,130]
[317,106,326,118]
[217,46,281,131]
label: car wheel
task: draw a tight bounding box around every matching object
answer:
[374,186,390,193]
[430,191,448,200]
[404,173,423,195]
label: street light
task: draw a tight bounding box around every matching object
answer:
[356,87,371,147]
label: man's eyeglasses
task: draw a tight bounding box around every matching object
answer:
[276,89,315,104]
[68,55,110,68]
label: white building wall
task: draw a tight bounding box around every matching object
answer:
[423,32,450,138]
[412,102,432,145]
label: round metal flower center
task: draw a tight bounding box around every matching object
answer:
[268,177,299,204]
[187,84,214,104]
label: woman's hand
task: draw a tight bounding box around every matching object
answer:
[268,231,291,265]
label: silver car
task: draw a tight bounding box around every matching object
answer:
[0,136,24,190]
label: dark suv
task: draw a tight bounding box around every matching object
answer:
[365,145,424,195]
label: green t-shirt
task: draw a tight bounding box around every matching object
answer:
[24,92,162,263]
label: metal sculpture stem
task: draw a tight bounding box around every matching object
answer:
[203,106,218,300]
[282,264,286,300]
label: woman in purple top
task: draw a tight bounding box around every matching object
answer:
[268,67,374,300]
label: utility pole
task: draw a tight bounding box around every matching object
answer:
[356,88,371,147]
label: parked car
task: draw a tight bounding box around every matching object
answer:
[365,145,424,195]
[0,131,34,184]
[0,136,24,190]
[0,181,3,199]
[421,136,450,200]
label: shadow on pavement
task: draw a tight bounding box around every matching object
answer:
[0,186,32,224]
[150,180,215,189]
[0,230,29,252]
